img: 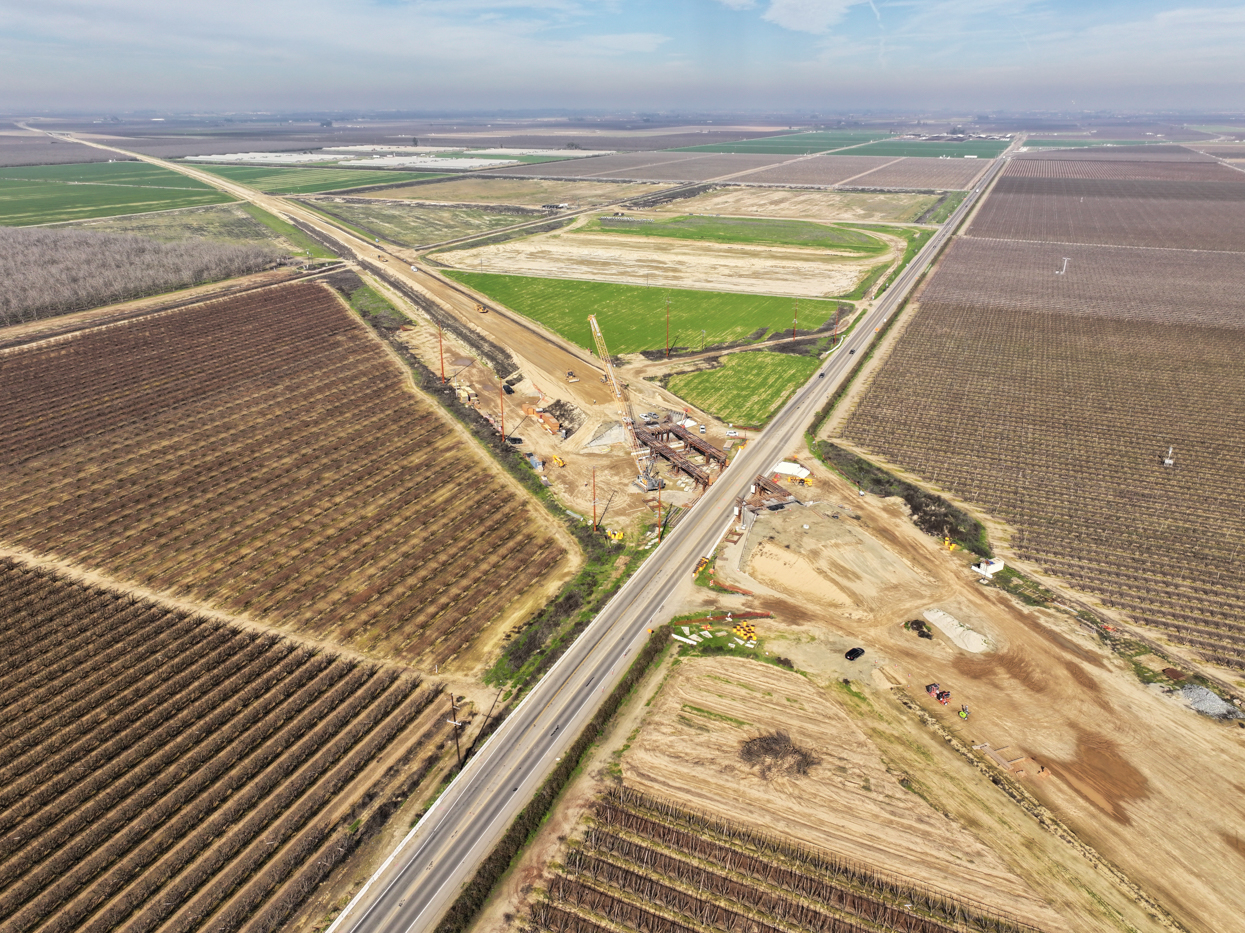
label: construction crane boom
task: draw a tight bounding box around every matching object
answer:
[588,315,639,451]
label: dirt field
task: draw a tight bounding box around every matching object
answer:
[438,223,892,298]
[0,555,452,933]
[1005,158,1245,182]
[622,655,1067,929]
[654,186,939,222]
[365,177,671,207]
[0,279,575,671]
[711,450,1245,933]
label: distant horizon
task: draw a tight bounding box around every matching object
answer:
[3,1,1244,112]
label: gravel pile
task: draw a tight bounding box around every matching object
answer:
[1181,685,1243,719]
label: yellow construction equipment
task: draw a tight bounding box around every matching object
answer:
[476,303,488,313]
[552,455,567,468]
[566,370,580,383]
[606,530,624,542]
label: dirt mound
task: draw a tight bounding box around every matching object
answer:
[739,730,820,778]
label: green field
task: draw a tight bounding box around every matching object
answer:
[830,139,1009,159]
[446,272,840,354]
[0,162,232,225]
[586,215,887,253]
[191,164,446,194]
[667,352,821,424]
[671,131,890,154]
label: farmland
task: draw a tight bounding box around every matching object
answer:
[369,176,670,207]
[440,222,890,298]
[300,197,533,246]
[653,186,939,223]
[582,214,888,252]
[840,299,1245,670]
[0,556,449,933]
[845,157,990,189]
[670,130,891,154]
[1005,158,1245,182]
[495,152,791,181]
[666,351,822,424]
[716,155,893,186]
[0,280,570,667]
[50,203,301,248]
[0,161,234,225]
[832,139,1009,158]
[967,175,1245,250]
[445,271,844,352]
[189,163,446,194]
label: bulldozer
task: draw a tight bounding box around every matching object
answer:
[476,303,488,313]
[566,370,580,383]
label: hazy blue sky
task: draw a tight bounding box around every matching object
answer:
[3,0,1243,111]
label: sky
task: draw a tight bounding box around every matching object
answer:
[2,0,1244,112]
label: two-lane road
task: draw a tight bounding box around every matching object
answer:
[329,154,1007,933]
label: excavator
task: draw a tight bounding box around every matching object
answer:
[551,455,567,468]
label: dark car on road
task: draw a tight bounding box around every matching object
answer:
[845,647,865,661]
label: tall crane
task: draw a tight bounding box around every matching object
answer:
[588,315,639,451]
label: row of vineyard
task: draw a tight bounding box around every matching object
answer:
[0,279,567,665]
[529,788,1045,933]
[0,556,450,933]
[840,146,1245,671]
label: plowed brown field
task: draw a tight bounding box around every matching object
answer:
[0,279,572,668]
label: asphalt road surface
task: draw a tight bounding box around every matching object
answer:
[326,154,1008,933]
[35,125,1004,933]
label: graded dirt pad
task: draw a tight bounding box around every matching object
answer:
[848,157,991,190]
[840,302,1245,673]
[654,185,939,222]
[1004,157,1245,182]
[0,556,451,933]
[731,155,897,186]
[622,656,1065,928]
[967,176,1245,251]
[488,151,794,181]
[0,280,572,669]
[440,228,884,298]
[923,236,1245,327]
[698,455,1245,932]
[363,176,670,207]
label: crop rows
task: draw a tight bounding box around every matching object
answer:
[0,280,565,664]
[1017,144,1214,162]
[849,158,988,190]
[1005,158,1245,183]
[840,301,1245,669]
[530,789,1042,933]
[0,556,449,933]
[966,175,1245,251]
[921,237,1245,328]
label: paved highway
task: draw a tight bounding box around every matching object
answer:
[36,124,1004,932]
[327,154,1008,933]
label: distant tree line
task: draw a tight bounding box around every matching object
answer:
[0,227,279,328]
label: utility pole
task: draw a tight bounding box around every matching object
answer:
[657,476,663,542]
[665,297,670,360]
[592,468,597,533]
[792,298,799,341]
[438,321,445,384]
[499,384,505,443]
[447,695,464,769]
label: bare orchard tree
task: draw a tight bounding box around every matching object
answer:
[0,227,280,328]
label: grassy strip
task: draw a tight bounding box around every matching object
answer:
[834,262,888,301]
[433,625,671,933]
[237,204,336,258]
[926,191,967,225]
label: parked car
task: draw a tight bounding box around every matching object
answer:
[845,647,865,661]
[726,430,739,437]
